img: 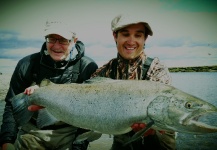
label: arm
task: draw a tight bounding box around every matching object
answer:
[77,56,98,83]
[91,59,115,78]
[0,58,33,147]
[146,57,172,85]
[132,57,171,135]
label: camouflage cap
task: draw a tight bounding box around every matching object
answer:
[111,14,153,36]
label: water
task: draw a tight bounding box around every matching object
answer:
[0,72,217,150]
[171,72,217,150]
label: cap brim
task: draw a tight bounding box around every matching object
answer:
[44,28,72,39]
[114,22,153,36]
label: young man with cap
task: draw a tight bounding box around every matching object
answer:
[91,14,176,150]
[0,21,98,150]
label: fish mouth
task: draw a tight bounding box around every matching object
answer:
[183,110,217,133]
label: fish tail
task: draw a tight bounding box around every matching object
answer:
[11,93,34,127]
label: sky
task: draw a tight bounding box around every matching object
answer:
[0,0,217,74]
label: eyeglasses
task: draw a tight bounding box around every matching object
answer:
[45,37,71,45]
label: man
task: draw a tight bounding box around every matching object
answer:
[0,21,98,150]
[91,14,176,150]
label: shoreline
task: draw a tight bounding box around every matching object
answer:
[168,65,217,72]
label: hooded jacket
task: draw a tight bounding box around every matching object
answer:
[0,41,98,145]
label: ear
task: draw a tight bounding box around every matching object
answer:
[144,36,148,41]
[113,32,117,42]
[73,38,78,43]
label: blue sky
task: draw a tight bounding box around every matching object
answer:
[0,0,217,73]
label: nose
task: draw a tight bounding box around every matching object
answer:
[52,40,62,48]
[126,36,135,45]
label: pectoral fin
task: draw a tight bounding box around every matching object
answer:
[37,108,59,129]
[123,120,154,146]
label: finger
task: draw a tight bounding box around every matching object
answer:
[24,88,31,95]
[131,124,139,129]
[29,88,34,95]
[131,124,140,132]
[139,123,146,129]
[144,129,155,137]
[28,105,44,111]
[23,89,28,94]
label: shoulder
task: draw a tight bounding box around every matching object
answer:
[100,58,117,69]
[150,57,168,69]
[14,52,40,78]
[79,56,98,71]
[18,52,40,64]
[80,56,97,65]
[79,56,98,69]
[146,57,172,85]
[17,52,40,69]
[91,58,117,78]
[9,52,41,92]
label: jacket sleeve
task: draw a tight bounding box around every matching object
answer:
[0,57,33,146]
[146,57,172,85]
[77,56,98,83]
[91,59,115,78]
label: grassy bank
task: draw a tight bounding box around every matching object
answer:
[169,65,217,72]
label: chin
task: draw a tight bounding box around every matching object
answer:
[51,57,62,62]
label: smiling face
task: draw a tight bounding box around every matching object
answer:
[113,23,147,60]
[46,34,74,61]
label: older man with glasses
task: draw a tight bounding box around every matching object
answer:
[0,21,98,150]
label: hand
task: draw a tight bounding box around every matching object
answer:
[131,123,165,137]
[2,143,15,150]
[24,85,39,95]
[28,105,44,111]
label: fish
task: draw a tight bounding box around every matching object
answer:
[11,77,217,144]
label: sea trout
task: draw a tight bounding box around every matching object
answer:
[11,77,217,143]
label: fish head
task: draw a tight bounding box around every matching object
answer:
[147,87,217,134]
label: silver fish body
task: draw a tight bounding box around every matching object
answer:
[12,77,217,135]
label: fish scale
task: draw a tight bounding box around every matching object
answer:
[11,77,217,141]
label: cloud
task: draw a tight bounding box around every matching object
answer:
[0,30,43,59]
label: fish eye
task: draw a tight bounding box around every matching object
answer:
[185,102,192,109]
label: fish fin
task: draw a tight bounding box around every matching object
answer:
[84,77,116,84]
[74,130,102,142]
[39,79,55,87]
[123,120,154,146]
[11,93,33,127]
[37,108,60,129]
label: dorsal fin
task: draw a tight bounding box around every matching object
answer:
[39,79,55,87]
[84,77,116,84]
